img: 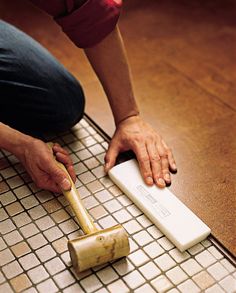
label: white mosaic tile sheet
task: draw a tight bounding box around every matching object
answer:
[0,117,235,293]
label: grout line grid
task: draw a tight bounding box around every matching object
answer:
[0,117,235,293]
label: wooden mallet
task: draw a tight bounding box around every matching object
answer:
[49,144,130,273]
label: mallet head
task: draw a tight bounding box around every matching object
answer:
[68,224,130,273]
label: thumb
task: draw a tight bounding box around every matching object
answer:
[47,161,71,191]
[104,142,120,173]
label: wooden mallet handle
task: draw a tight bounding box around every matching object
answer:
[48,143,98,234]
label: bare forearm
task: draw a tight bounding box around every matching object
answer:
[0,123,33,156]
[84,26,139,126]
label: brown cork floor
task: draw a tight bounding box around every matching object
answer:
[0,0,235,260]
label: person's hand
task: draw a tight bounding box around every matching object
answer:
[14,139,76,193]
[104,115,177,188]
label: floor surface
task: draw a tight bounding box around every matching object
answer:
[0,0,235,257]
[0,118,235,293]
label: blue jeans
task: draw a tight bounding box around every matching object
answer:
[0,20,85,136]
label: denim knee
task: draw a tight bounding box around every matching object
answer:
[46,76,86,133]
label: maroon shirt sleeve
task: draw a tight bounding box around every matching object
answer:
[30,0,122,48]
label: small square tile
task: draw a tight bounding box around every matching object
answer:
[133,230,153,246]
[219,275,236,293]
[91,165,106,179]
[10,274,32,292]
[0,248,15,266]
[0,283,13,293]
[112,258,134,276]
[98,215,117,229]
[187,243,204,255]
[53,270,75,289]
[0,191,16,205]
[201,239,212,247]
[166,266,188,285]
[129,249,150,266]
[12,212,31,227]
[51,209,70,223]
[207,246,223,260]
[180,259,202,276]
[144,241,165,258]
[76,149,92,160]
[113,209,132,223]
[20,223,39,238]
[123,270,145,290]
[123,219,142,235]
[19,253,40,270]
[3,230,23,246]
[43,199,62,213]
[104,199,122,213]
[35,216,55,231]
[107,279,129,293]
[78,171,96,184]
[89,205,108,220]
[75,128,90,139]
[177,279,201,293]
[134,284,156,293]
[109,185,122,197]
[127,205,143,217]
[5,202,24,216]
[192,271,215,290]
[82,196,99,209]
[220,258,235,273]
[169,248,190,263]
[2,260,23,279]
[94,190,113,203]
[0,219,16,234]
[59,219,79,234]
[151,275,173,292]
[36,245,56,262]
[43,226,63,242]
[84,157,100,169]
[37,279,58,293]
[52,236,68,254]
[136,214,152,228]
[1,167,17,179]
[207,262,229,281]
[74,162,88,176]
[45,257,66,275]
[77,185,91,198]
[27,233,48,250]
[28,205,47,220]
[27,265,49,284]
[11,241,31,257]
[154,253,176,271]
[89,144,104,156]
[14,185,32,199]
[7,175,24,189]
[80,274,103,293]
[158,236,175,251]
[87,180,104,193]
[35,190,54,203]
[205,284,225,293]
[96,267,118,285]
[139,261,161,280]
[100,177,113,188]
[21,195,39,209]
[195,250,216,268]
[147,225,163,239]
